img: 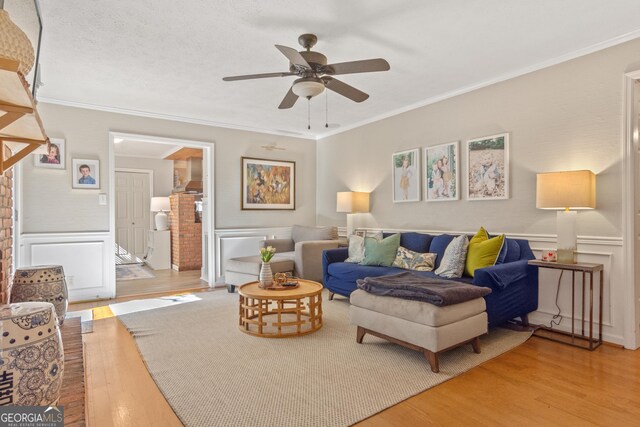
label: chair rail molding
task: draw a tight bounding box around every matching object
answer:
[19,231,113,302]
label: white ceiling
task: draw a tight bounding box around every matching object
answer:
[34,0,640,139]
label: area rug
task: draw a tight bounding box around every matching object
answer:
[115,264,155,281]
[59,318,86,427]
[118,291,532,427]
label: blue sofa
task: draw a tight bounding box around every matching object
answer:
[322,232,538,327]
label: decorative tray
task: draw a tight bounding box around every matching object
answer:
[266,282,299,290]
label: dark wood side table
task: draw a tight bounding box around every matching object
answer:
[528,260,604,351]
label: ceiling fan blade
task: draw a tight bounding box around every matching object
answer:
[324,58,390,75]
[322,77,369,103]
[278,87,299,109]
[275,45,310,69]
[222,72,295,81]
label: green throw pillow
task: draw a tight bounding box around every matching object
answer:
[361,233,401,267]
[464,227,505,277]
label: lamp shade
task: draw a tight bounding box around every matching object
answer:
[150,196,170,212]
[0,10,35,76]
[337,192,370,213]
[536,170,596,210]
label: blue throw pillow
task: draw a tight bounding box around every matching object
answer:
[400,232,433,253]
[495,238,509,264]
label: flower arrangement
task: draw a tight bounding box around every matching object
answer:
[260,246,276,263]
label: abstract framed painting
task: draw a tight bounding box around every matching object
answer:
[241,157,295,210]
[466,133,509,201]
[425,141,459,202]
[392,148,421,203]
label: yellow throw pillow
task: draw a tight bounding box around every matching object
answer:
[464,227,505,277]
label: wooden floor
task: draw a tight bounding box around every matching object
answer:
[116,268,207,298]
[73,292,640,427]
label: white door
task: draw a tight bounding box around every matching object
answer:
[115,171,150,263]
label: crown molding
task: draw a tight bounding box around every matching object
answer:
[316,29,640,140]
[36,97,317,141]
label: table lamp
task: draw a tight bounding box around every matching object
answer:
[150,197,171,231]
[536,170,596,264]
[336,192,370,236]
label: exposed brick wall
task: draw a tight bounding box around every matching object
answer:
[0,151,13,304]
[169,193,202,271]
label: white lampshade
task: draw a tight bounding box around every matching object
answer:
[536,170,596,210]
[336,192,370,213]
[536,170,596,264]
[150,196,170,212]
[292,78,325,98]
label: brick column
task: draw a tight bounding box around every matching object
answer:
[169,193,202,271]
[0,152,13,304]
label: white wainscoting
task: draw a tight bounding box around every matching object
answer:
[349,227,626,345]
[214,227,292,284]
[19,232,114,302]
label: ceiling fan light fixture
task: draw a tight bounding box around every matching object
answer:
[292,78,325,98]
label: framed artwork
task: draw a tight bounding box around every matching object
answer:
[72,158,100,189]
[425,141,459,202]
[34,138,65,169]
[241,157,295,210]
[392,148,421,203]
[466,133,509,200]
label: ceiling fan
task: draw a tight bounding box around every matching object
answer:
[222,34,390,109]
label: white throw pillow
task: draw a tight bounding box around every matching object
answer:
[345,231,383,263]
[435,234,470,278]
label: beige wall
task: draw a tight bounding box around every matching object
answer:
[317,38,640,238]
[22,104,316,233]
[115,156,174,197]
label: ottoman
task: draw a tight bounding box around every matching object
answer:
[225,255,294,292]
[350,289,488,373]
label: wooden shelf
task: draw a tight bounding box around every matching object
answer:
[0,57,48,174]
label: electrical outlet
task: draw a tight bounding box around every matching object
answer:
[66,276,74,287]
[98,194,107,205]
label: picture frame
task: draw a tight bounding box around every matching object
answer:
[241,157,295,210]
[34,138,65,169]
[392,148,421,203]
[466,133,509,200]
[72,158,100,189]
[425,141,459,202]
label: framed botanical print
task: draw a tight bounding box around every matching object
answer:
[72,158,100,189]
[34,138,65,169]
[242,157,295,210]
[466,133,509,200]
[392,148,421,203]
[425,141,459,202]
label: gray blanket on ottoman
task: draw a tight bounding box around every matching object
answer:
[356,272,492,306]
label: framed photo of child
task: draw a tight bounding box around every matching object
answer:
[72,158,100,189]
[392,148,421,203]
[425,141,459,202]
[466,133,509,200]
[34,138,65,169]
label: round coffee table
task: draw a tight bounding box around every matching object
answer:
[238,279,323,338]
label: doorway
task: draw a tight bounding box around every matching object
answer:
[108,132,215,299]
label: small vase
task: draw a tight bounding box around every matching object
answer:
[259,261,273,288]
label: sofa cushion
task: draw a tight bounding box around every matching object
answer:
[225,255,294,275]
[350,289,486,327]
[429,234,456,268]
[464,227,505,277]
[326,262,474,284]
[399,232,433,253]
[345,235,366,263]
[392,247,436,271]
[291,225,338,243]
[362,233,401,266]
[435,235,469,278]
[502,238,521,263]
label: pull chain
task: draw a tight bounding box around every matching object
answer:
[325,91,328,128]
[307,97,311,130]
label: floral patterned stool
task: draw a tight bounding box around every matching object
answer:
[0,302,64,406]
[11,266,68,325]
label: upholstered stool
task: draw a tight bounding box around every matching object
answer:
[225,256,294,292]
[11,265,68,325]
[0,302,64,406]
[350,289,488,373]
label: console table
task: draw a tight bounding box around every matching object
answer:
[528,260,604,350]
